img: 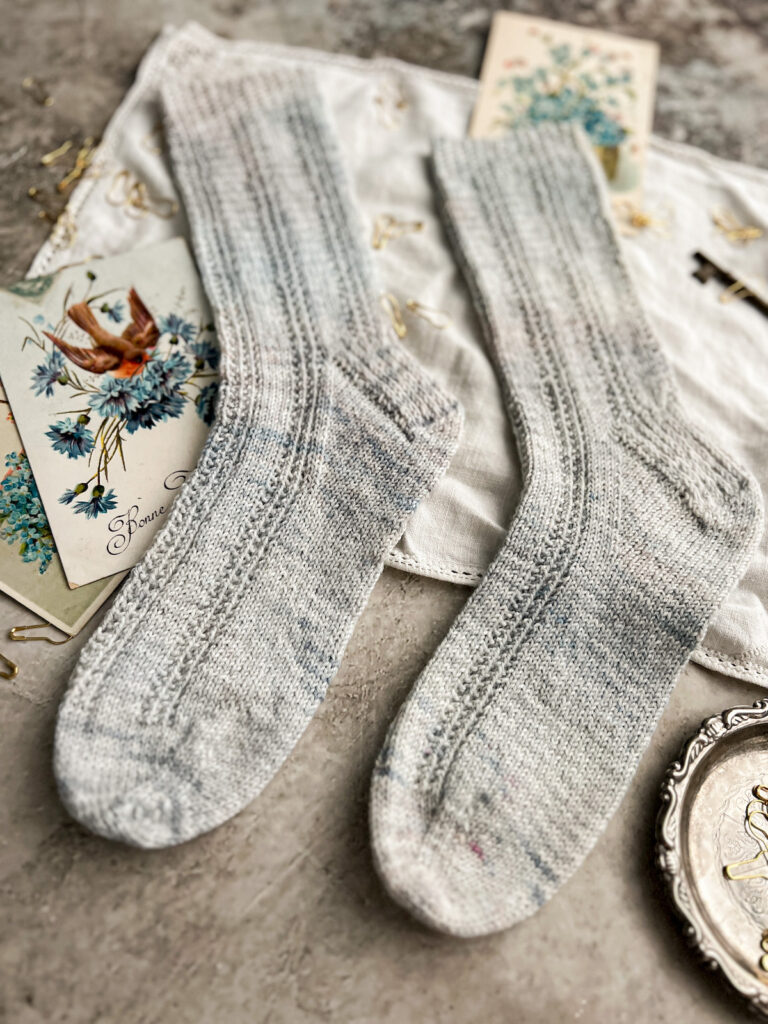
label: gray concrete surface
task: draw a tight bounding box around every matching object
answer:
[1,2,767,1022]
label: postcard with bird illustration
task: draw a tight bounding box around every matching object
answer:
[0,237,219,588]
[470,13,658,206]
[0,379,124,633]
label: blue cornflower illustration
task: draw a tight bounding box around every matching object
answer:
[59,482,88,505]
[73,485,118,519]
[195,383,218,425]
[30,297,219,520]
[142,352,192,394]
[89,374,146,418]
[158,313,196,344]
[100,299,125,323]
[125,387,186,434]
[31,349,65,397]
[45,417,95,459]
[189,338,220,371]
[123,401,163,434]
[0,452,55,573]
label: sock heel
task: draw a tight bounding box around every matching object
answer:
[612,405,757,529]
[332,348,460,444]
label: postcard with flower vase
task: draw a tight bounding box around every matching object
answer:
[471,12,658,206]
[0,238,219,587]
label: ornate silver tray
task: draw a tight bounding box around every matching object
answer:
[658,700,768,1017]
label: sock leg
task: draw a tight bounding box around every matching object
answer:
[53,67,461,848]
[369,124,762,937]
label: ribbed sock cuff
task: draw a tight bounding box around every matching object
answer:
[432,123,673,415]
[161,64,460,439]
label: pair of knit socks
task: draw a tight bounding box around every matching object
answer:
[53,66,761,938]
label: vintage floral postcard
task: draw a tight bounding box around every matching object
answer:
[471,13,659,205]
[0,381,124,633]
[0,237,219,588]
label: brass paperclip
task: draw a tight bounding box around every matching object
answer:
[40,139,73,167]
[720,279,753,304]
[9,623,73,645]
[380,293,407,339]
[372,214,424,250]
[724,784,768,881]
[405,299,451,329]
[22,76,53,107]
[711,207,763,246]
[0,653,19,679]
[57,137,97,192]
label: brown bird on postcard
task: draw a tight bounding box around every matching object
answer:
[44,288,159,377]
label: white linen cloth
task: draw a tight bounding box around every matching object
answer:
[28,23,768,684]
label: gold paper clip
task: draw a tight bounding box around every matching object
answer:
[405,299,452,330]
[57,137,97,192]
[373,85,409,129]
[380,293,407,339]
[712,207,763,246]
[40,139,73,166]
[106,169,178,220]
[719,279,754,304]
[27,185,60,222]
[142,121,165,156]
[725,784,768,880]
[10,623,73,645]
[724,827,768,880]
[613,199,671,238]
[22,76,53,107]
[372,214,424,251]
[0,652,19,680]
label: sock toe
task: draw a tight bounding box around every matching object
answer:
[371,819,479,936]
[62,781,184,849]
[55,749,192,849]
[53,706,200,848]
[371,790,542,937]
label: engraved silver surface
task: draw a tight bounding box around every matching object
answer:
[657,699,768,1017]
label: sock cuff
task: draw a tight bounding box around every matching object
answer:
[161,64,460,439]
[431,123,674,416]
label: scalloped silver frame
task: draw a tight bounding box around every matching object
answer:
[657,699,768,1017]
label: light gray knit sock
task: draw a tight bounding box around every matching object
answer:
[369,124,763,937]
[53,67,461,848]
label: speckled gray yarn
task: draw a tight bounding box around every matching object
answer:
[53,66,461,848]
[369,124,763,938]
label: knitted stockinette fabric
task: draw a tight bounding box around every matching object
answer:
[52,66,462,848]
[369,124,763,937]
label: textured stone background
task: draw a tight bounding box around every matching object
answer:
[1,2,767,1023]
